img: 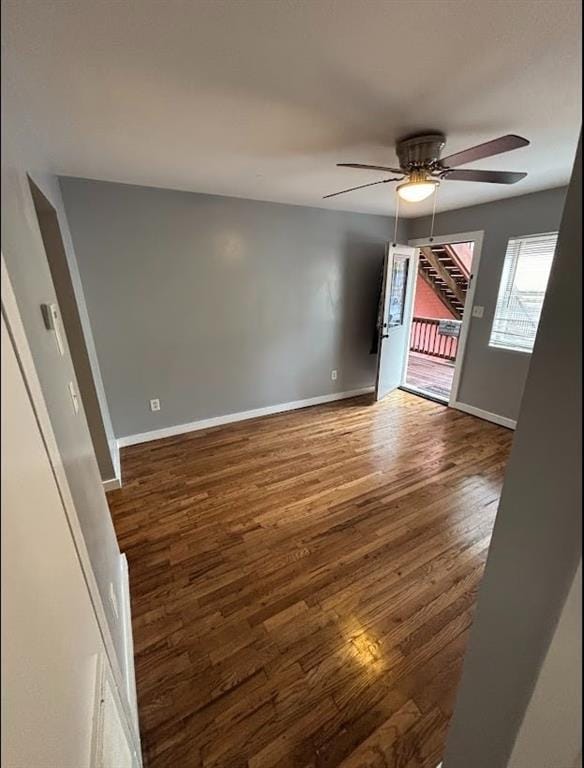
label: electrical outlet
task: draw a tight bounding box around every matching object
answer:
[472,305,485,319]
[331,369,338,381]
[150,398,161,412]
[109,582,119,620]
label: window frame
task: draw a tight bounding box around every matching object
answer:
[488,230,559,355]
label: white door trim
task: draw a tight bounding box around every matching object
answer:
[91,653,140,767]
[399,246,421,387]
[1,254,142,762]
[407,230,484,406]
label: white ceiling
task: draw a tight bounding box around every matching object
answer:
[2,0,581,217]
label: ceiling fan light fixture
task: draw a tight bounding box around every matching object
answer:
[325,133,529,202]
[397,174,439,203]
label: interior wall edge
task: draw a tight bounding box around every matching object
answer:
[442,135,581,768]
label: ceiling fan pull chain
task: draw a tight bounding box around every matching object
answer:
[429,183,440,242]
[392,191,400,246]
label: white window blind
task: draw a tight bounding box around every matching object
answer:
[489,232,558,353]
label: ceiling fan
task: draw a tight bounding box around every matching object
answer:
[324,133,530,202]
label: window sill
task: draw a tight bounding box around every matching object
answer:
[488,343,533,355]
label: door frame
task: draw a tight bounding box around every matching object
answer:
[404,230,484,406]
[1,253,142,761]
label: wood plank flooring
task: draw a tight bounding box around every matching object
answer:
[108,390,512,768]
[405,353,455,402]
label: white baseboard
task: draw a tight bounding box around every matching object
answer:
[102,476,122,492]
[451,400,517,430]
[112,439,121,483]
[117,387,375,448]
[119,554,139,736]
[102,440,123,492]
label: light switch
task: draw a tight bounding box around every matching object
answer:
[41,302,65,355]
[68,381,80,414]
[472,305,484,319]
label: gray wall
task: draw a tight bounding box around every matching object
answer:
[408,187,568,421]
[443,138,581,768]
[1,102,126,680]
[61,179,569,440]
[60,178,397,439]
[508,562,581,768]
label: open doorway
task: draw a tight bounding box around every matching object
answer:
[401,232,483,405]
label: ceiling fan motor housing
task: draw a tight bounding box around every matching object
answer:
[396,133,446,171]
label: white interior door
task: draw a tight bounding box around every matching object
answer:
[375,243,416,401]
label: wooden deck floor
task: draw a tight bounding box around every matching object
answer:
[108,390,512,768]
[405,353,455,402]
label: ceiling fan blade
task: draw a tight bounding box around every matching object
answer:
[444,169,527,184]
[323,178,401,199]
[440,135,529,168]
[337,162,404,174]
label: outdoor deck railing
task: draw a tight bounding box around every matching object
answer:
[410,316,458,361]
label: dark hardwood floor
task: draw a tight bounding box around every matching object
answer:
[108,390,513,768]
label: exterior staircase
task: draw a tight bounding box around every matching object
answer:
[418,244,471,319]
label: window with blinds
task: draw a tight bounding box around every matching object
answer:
[489,232,558,353]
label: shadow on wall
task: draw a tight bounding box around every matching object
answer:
[336,232,386,392]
